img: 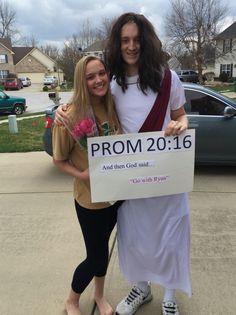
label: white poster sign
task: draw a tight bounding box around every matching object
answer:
[88,129,195,203]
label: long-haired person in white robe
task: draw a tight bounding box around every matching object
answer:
[105,12,191,315]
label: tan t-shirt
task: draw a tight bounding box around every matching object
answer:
[53,105,120,210]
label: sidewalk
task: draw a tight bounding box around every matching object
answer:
[0,114,44,125]
[221,91,236,98]
[0,152,235,315]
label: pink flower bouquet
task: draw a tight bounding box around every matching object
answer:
[63,115,98,150]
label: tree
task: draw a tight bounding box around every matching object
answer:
[79,18,97,49]
[165,0,228,82]
[0,0,17,39]
[39,43,60,61]
[58,35,83,82]
[11,32,41,47]
[18,34,39,47]
[95,17,117,41]
[57,18,117,83]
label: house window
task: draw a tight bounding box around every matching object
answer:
[223,39,232,53]
[0,70,9,79]
[220,64,233,77]
[0,54,8,63]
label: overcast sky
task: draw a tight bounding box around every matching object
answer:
[7,0,236,49]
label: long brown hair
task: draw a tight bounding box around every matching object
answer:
[105,12,168,93]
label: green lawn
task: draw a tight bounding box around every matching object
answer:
[208,83,235,93]
[0,116,45,153]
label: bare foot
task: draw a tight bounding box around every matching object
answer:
[65,299,83,315]
[95,296,113,315]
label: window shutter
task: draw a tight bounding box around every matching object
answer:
[230,64,233,77]
[220,64,222,74]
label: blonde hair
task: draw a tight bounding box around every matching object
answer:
[69,55,114,121]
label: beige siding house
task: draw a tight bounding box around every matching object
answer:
[0,38,63,84]
[215,22,236,78]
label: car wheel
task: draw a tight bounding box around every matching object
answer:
[13,104,24,115]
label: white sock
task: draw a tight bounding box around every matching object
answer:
[163,288,176,302]
[136,281,150,294]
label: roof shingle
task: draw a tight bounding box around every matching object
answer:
[12,47,34,64]
[216,21,236,39]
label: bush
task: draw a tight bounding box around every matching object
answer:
[43,85,49,91]
[219,72,228,82]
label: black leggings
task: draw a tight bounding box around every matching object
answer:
[71,200,120,294]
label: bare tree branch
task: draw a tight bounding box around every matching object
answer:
[165,0,228,81]
[57,35,83,82]
[0,0,17,38]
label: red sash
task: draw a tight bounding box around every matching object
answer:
[139,69,171,132]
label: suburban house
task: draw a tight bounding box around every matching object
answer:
[83,40,106,60]
[215,21,236,78]
[0,38,63,84]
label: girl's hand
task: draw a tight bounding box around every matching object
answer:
[54,103,69,125]
[80,169,90,189]
[80,168,90,181]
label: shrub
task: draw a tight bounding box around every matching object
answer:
[219,72,228,82]
[43,85,49,91]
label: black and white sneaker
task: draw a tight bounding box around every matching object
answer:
[115,285,152,315]
[162,301,180,315]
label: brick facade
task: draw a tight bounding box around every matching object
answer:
[0,46,15,74]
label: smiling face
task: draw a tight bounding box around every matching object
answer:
[120,21,140,76]
[85,59,109,100]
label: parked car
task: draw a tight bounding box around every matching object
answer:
[43,83,236,165]
[19,77,31,87]
[4,77,23,90]
[184,83,236,165]
[0,90,27,115]
[176,70,198,82]
[43,75,58,86]
[176,70,207,83]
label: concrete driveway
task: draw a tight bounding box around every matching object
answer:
[0,152,236,315]
[4,84,73,114]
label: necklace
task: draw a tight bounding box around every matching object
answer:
[126,74,139,85]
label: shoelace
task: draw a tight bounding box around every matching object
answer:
[163,301,178,314]
[125,287,144,305]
